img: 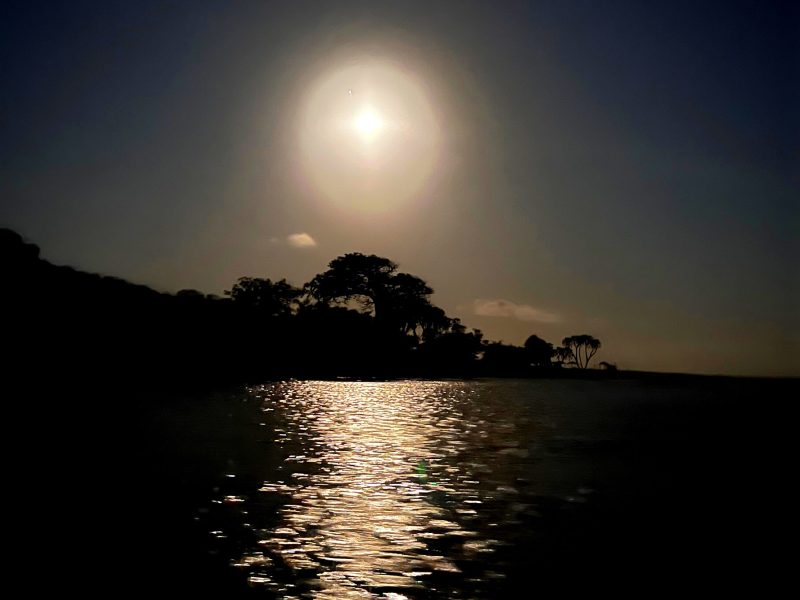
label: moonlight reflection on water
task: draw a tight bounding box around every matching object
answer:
[196,378,758,597]
[223,381,546,598]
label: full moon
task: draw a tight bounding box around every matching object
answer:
[354,108,383,141]
[297,58,442,215]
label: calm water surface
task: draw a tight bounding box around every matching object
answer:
[195,378,749,597]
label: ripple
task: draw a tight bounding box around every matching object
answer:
[204,380,600,598]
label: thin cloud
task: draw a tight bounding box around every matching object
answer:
[473,299,560,323]
[285,233,317,248]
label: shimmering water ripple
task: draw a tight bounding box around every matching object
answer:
[206,380,601,598]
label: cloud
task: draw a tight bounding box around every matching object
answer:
[282,233,317,248]
[473,299,560,323]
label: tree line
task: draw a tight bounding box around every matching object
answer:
[3,228,604,385]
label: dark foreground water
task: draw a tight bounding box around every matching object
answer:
[20,377,795,596]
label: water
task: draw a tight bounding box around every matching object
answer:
[185,377,780,597]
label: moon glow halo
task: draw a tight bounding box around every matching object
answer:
[298,59,442,214]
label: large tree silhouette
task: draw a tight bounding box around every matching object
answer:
[524,334,555,367]
[305,253,397,317]
[561,334,602,369]
[225,277,302,317]
[305,253,437,335]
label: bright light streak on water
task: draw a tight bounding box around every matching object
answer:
[253,381,506,596]
[202,380,589,598]
[194,378,761,597]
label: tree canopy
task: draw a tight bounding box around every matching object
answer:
[3,228,611,381]
[225,277,302,317]
[560,334,602,369]
[305,252,440,337]
[524,334,555,367]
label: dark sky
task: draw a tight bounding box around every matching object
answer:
[2,0,797,376]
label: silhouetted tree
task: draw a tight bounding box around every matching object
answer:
[176,289,206,302]
[561,334,602,369]
[416,326,484,376]
[480,341,530,375]
[524,334,555,367]
[418,305,453,341]
[3,226,612,381]
[305,253,437,335]
[383,272,436,335]
[553,346,574,367]
[305,253,396,316]
[225,277,301,317]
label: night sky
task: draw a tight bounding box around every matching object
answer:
[2,0,797,376]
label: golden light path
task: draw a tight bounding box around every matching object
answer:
[297,59,442,215]
[240,381,524,598]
